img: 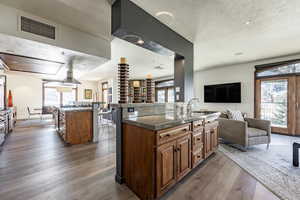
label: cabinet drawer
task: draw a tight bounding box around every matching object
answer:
[192,132,203,149]
[204,121,218,131]
[192,127,204,136]
[192,120,203,131]
[157,124,191,145]
[192,149,204,168]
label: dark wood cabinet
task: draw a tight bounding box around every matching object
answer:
[191,127,205,168]
[205,129,212,158]
[156,141,177,196]
[204,122,219,158]
[176,135,191,179]
[123,120,218,200]
[211,127,218,151]
[157,134,191,196]
[55,109,93,145]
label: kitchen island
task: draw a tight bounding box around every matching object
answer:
[54,107,93,145]
[121,111,220,200]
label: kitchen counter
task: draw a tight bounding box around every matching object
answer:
[123,111,221,131]
[59,107,92,112]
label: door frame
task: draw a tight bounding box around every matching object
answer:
[255,76,296,135]
[155,87,174,103]
[155,79,174,103]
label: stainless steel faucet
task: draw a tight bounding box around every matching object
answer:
[187,98,200,116]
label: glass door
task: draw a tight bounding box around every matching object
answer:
[256,77,294,134]
[255,62,300,135]
[156,88,175,103]
[260,79,288,129]
[155,80,175,103]
[157,89,166,103]
[167,88,174,103]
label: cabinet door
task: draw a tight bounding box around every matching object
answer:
[176,135,191,180]
[156,140,177,196]
[205,130,212,158]
[211,127,218,151]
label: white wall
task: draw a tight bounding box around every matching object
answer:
[3,72,98,120]
[0,4,110,59]
[194,53,300,117]
[6,73,43,120]
[78,80,99,102]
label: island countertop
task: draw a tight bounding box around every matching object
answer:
[123,111,221,131]
[59,107,92,112]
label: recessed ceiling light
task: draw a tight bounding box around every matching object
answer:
[155,11,174,18]
[235,52,244,56]
[137,39,144,45]
[123,34,144,45]
[245,21,251,25]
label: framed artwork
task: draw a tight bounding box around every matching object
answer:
[84,89,93,99]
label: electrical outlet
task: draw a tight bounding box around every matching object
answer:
[127,107,135,112]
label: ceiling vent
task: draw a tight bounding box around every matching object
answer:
[20,16,56,40]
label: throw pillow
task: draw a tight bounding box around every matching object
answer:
[226,109,244,121]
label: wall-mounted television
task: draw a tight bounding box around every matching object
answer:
[204,82,241,103]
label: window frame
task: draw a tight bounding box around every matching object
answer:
[102,82,108,103]
[155,79,174,103]
[254,59,300,135]
[255,59,300,79]
[42,83,78,107]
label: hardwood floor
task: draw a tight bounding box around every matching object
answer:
[0,123,280,200]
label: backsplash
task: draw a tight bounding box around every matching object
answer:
[119,103,188,119]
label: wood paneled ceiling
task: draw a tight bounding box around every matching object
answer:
[0,53,64,75]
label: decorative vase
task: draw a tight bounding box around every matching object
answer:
[8,90,13,107]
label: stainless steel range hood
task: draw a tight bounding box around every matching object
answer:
[62,60,81,85]
[43,60,81,86]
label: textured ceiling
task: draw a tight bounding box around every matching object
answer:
[1,0,300,76]
[131,0,300,70]
[81,38,174,81]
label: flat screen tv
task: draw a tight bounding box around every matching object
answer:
[204,82,241,103]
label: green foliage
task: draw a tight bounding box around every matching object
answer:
[272,103,287,127]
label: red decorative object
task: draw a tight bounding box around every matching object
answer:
[8,90,13,107]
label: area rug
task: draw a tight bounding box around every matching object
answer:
[219,134,300,200]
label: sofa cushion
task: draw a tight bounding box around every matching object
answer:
[219,112,229,119]
[247,127,268,137]
[226,110,244,121]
